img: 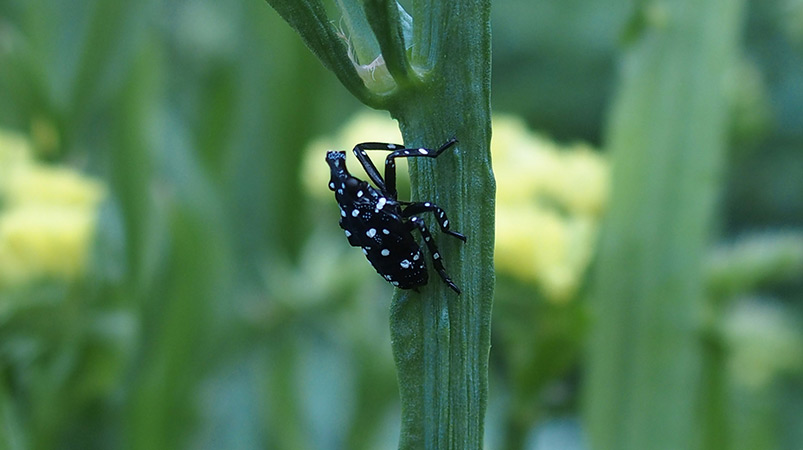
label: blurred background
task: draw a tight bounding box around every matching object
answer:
[0,0,801,449]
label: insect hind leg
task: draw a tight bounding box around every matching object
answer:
[401,201,466,242]
[407,216,461,294]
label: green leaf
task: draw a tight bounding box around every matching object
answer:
[264,0,381,107]
[362,0,414,84]
[335,0,382,65]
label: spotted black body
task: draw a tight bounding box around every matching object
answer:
[326,138,466,294]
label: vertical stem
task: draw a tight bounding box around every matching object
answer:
[388,1,494,448]
[583,1,745,449]
[409,0,443,70]
[263,0,494,447]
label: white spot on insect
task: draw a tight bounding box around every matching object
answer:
[382,229,390,235]
[357,190,363,198]
[400,259,411,269]
[362,248,368,255]
[340,208,346,217]
[433,252,440,259]
[439,211,445,217]
[385,274,393,280]
[424,202,431,207]
[391,281,400,286]
[413,253,420,261]
[351,209,360,217]
[418,148,428,155]
[387,144,396,149]
[381,249,390,256]
[337,189,343,195]
[366,228,376,238]
[425,236,431,242]
[340,183,345,190]
[329,182,335,190]
[443,220,449,227]
[345,230,351,237]
[376,197,387,211]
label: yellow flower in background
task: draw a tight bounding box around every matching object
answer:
[0,207,98,283]
[494,115,608,302]
[0,131,32,192]
[5,164,105,208]
[492,116,608,215]
[303,112,609,302]
[0,129,105,286]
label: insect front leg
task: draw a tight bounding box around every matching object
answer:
[353,137,458,199]
[352,142,402,194]
[407,216,461,294]
[401,201,466,242]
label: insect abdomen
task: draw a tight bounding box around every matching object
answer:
[365,241,427,289]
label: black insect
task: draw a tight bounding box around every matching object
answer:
[326,138,466,294]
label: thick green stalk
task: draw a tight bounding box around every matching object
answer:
[389,3,493,446]
[389,60,493,448]
[263,1,494,448]
[583,1,745,449]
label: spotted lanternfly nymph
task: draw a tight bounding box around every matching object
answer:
[326,138,466,294]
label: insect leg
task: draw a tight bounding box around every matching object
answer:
[353,138,458,199]
[401,201,466,242]
[408,216,461,294]
[352,142,403,194]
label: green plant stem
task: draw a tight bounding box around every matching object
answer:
[264,1,494,448]
[390,89,494,449]
[409,0,443,70]
[388,3,493,447]
[583,1,746,449]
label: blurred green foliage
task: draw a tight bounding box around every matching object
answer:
[0,0,801,449]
